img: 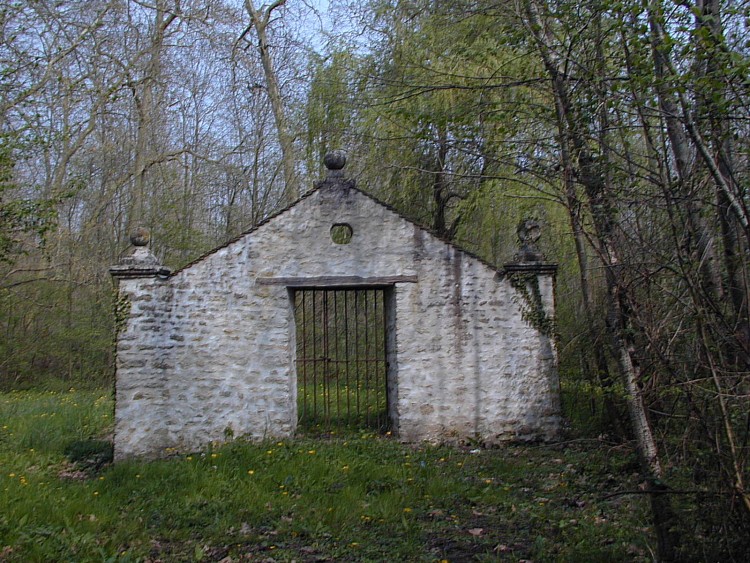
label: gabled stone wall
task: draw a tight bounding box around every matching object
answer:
[111,162,560,460]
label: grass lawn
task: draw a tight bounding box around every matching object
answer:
[0,389,654,562]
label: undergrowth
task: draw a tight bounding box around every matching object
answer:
[1,389,655,562]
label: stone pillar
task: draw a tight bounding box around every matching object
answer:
[504,219,560,439]
[110,229,173,459]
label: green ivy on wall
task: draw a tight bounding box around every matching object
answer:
[507,271,557,339]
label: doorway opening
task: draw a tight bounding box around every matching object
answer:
[293,288,390,432]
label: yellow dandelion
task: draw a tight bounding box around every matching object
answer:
[247,470,255,475]
[403,507,412,513]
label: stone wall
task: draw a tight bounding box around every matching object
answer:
[112,174,560,459]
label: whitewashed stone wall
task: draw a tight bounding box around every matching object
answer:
[112,175,560,459]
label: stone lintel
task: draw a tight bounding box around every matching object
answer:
[256,275,418,287]
[110,265,172,279]
[503,262,558,276]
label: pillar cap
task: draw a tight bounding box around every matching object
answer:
[110,228,170,279]
[503,262,558,275]
[315,150,355,190]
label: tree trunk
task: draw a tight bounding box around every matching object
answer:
[244,0,298,203]
[695,0,750,355]
[647,2,723,303]
[131,1,176,227]
[647,1,749,234]
[520,1,680,558]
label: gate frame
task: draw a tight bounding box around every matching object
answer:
[284,281,399,434]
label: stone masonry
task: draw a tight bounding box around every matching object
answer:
[111,154,560,460]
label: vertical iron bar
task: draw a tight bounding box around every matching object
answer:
[364,289,370,426]
[326,290,331,424]
[312,289,317,423]
[374,290,380,428]
[334,290,340,425]
[375,290,380,426]
[322,290,326,423]
[381,289,388,430]
[354,290,360,419]
[344,290,351,422]
[376,289,385,428]
[301,291,307,424]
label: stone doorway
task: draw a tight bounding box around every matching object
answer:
[293,288,390,432]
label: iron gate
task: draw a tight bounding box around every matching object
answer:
[294,288,389,431]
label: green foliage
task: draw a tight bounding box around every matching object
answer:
[0,389,112,455]
[0,274,114,389]
[330,0,540,237]
[0,134,57,263]
[507,270,557,338]
[0,389,658,562]
[560,379,626,439]
[113,291,131,336]
[305,51,358,178]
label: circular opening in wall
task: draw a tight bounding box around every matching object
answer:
[330,223,353,244]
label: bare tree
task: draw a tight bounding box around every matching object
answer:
[519,0,680,558]
[241,0,298,202]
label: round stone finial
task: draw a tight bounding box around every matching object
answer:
[130,227,151,247]
[324,150,346,171]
